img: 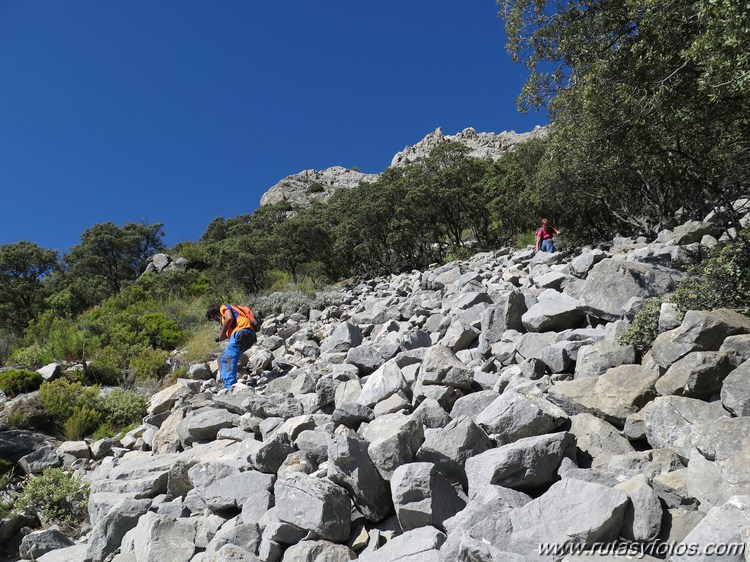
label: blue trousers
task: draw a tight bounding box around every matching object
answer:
[220,329,256,388]
[541,239,556,252]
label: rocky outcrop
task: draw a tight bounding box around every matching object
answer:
[4,199,750,561]
[259,166,379,208]
[390,126,548,168]
[258,127,546,209]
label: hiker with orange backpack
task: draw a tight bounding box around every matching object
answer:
[206,303,259,389]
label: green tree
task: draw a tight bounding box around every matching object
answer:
[62,221,165,307]
[500,0,750,238]
[273,204,334,283]
[0,242,58,333]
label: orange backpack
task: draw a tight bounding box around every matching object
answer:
[226,304,262,332]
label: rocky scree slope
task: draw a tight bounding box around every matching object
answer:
[4,202,750,562]
[258,127,546,209]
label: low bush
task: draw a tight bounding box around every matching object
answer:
[16,467,88,534]
[128,346,169,383]
[38,379,101,422]
[670,231,750,314]
[101,389,148,429]
[8,411,27,429]
[0,369,43,397]
[619,299,663,354]
[8,344,48,370]
[64,406,101,441]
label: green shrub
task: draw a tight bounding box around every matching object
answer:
[8,344,49,370]
[64,406,101,440]
[16,467,88,534]
[93,423,116,441]
[308,182,325,194]
[89,345,124,385]
[8,411,27,429]
[515,230,537,249]
[138,313,189,350]
[129,345,169,383]
[39,379,101,421]
[619,299,663,354]
[670,232,750,314]
[0,369,43,397]
[101,389,148,429]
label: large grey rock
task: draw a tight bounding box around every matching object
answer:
[0,430,50,463]
[721,357,750,416]
[650,309,750,369]
[327,428,391,522]
[243,394,304,419]
[131,512,197,562]
[416,416,492,488]
[35,544,88,562]
[475,390,568,445]
[441,484,530,558]
[237,433,295,474]
[359,525,446,562]
[548,364,657,426]
[320,322,363,354]
[152,408,185,454]
[574,340,636,379]
[521,291,586,332]
[282,540,356,562]
[418,346,473,390]
[184,409,240,443]
[671,495,750,562]
[641,396,728,462]
[295,429,332,466]
[687,417,750,512]
[332,401,374,429]
[570,249,607,278]
[18,445,61,474]
[654,351,733,399]
[20,528,74,560]
[148,382,192,415]
[720,334,750,367]
[274,473,351,542]
[204,521,261,556]
[391,462,466,531]
[578,259,685,321]
[504,478,629,556]
[190,464,275,512]
[347,343,388,376]
[357,361,408,407]
[672,220,719,245]
[84,498,151,562]
[365,414,425,480]
[569,413,634,468]
[476,290,526,354]
[614,474,662,542]
[412,398,452,429]
[465,432,575,494]
[449,390,500,421]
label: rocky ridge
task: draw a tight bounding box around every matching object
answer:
[258,167,380,209]
[3,203,750,561]
[258,127,546,209]
[389,126,547,168]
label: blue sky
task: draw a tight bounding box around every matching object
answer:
[0,1,547,253]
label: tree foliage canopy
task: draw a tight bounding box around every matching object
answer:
[500,0,750,237]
